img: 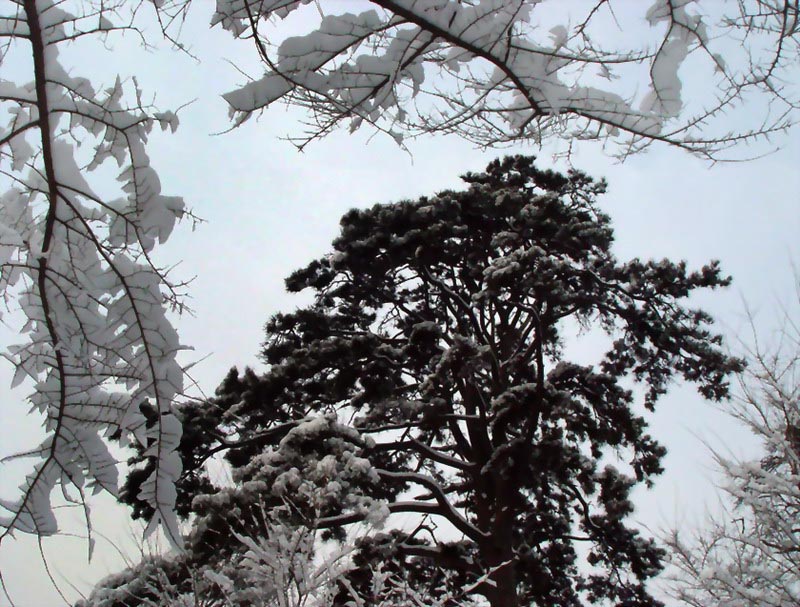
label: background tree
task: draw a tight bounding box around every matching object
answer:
[120,156,741,607]
[664,280,800,607]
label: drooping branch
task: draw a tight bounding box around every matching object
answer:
[0,0,187,552]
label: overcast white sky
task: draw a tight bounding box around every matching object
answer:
[0,3,798,605]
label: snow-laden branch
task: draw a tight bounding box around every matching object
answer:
[214,0,799,158]
[0,0,186,549]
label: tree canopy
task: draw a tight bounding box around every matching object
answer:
[113,156,741,607]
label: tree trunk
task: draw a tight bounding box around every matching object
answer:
[485,558,518,607]
[482,473,519,607]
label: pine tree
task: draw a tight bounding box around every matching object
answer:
[119,156,741,607]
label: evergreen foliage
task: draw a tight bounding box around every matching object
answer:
[117,156,740,607]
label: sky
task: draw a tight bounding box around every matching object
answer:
[0,2,798,605]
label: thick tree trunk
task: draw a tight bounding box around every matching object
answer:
[479,471,519,607]
[485,559,518,607]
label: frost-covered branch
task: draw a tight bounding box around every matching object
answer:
[214,0,799,158]
[79,501,487,607]
[0,0,186,551]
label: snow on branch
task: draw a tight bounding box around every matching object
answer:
[0,0,186,550]
[215,0,799,158]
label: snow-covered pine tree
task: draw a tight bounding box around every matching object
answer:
[120,156,741,607]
